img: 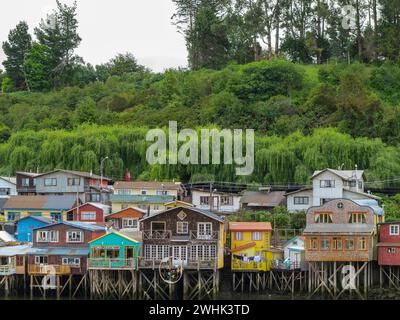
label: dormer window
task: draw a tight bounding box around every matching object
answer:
[349,212,366,224]
[320,180,335,188]
[315,212,333,223]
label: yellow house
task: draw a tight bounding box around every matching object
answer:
[229,222,273,271]
[3,195,78,222]
[111,181,185,214]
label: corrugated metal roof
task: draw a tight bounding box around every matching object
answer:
[303,223,375,234]
[27,246,89,255]
[0,231,16,243]
[114,181,182,190]
[34,221,106,232]
[4,195,77,210]
[240,191,286,206]
[37,169,109,181]
[0,245,31,256]
[353,199,384,215]
[110,194,175,204]
[229,222,272,231]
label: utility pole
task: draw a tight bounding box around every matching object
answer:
[100,157,109,204]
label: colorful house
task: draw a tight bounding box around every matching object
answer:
[15,216,52,242]
[88,232,140,269]
[104,207,145,231]
[0,245,30,276]
[27,221,106,276]
[139,206,225,270]
[66,202,111,224]
[378,221,400,266]
[3,195,79,222]
[229,222,273,271]
[283,236,307,270]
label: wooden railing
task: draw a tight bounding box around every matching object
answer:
[138,258,218,270]
[0,265,16,275]
[88,258,137,270]
[231,260,268,272]
[28,264,71,275]
[143,230,172,240]
[270,260,303,270]
[190,231,219,241]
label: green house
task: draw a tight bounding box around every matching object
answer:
[88,232,140,270]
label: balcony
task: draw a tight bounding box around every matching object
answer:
[88,258,137,270]
[0,265,16,276]
[143,230,172,240]
[190,231,219,241]
[28,264,71,275]
[138,258,218,270]
[231,260,268,272]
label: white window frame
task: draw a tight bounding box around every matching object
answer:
[122,218,138,229]
[81,211,97,221]
[34,256,48,265]
[37,230,59,243]
[252,232,262,241]
[66,230,84,243]
[197,222,212,240]
[44,178,57,187]
[234,232,243,241]
[62,257,81,266]
[177,221,189,234]
[390,225,399,236]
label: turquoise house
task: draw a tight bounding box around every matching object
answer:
[88,232,140,270]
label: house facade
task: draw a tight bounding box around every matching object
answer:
[104,207,145,231]
[0,177,17,199]
[16,171,40,195]
[286,168,380,212]
[303,198,384,262]
[283,236,307,270]
[35,169,111,204]
[229,222,273,272]
[66,202,111,224]
[377,222,400,266]
[191,189,241,213]
[15,216,52,242]
[27,221,106,275]
[3,195,78,222]
[139,206,225,270]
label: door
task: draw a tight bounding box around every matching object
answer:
[172,246,188,265]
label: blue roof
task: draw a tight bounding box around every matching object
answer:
[27,247,89,255]
[353,199,384,216]
[34,221,106,232]
[17,216,52,224]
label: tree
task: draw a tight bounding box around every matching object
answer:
[24,43,52,91]
[73,97,98,125]
[35,0,81,87]
[2,21,32,90]
[97,53,144,78]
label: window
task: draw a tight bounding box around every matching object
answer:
[117,189,131,195]
[0,188,11,195]
[67,231,84,243]
[123,218,138,229]
[50,212,62,222]
[21,178,30,187]
[190,245,217,260]
[157,190,169,196]
[349,212,366,224]
[320,198,333,205]
[234,232,243,241]
[67,212,74,221]
[390,225,400,236]
[388,248,396,254]
[198,223,212,239]
[294,197,309,205]
[332,237,342,251]
[315,213,333,224]
[358,237,367,250]
[320,180,335,188]
[121,205,129,210]
[62,257,80,266]
[345,239,354,250]
[33,178,36,186]
[144,245,170,260]
[29,212,42,217]
[7,212,21,221]
[200,196,210,206]
[141,190,147,195]
[151,222,166,232]
[89,193,101,202]
[34,256,48,265]
[67,178,80,186]
[252,232,262,241]
[320,238,330,251]
[310,238,318,250]
[81,211,97,221]
[221,196,233,206]
[349,180,357,188]
[177,222,189,234]
[37,230,59,243]
[44,178,57,186]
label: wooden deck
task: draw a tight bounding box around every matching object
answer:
[88,258,137,270]
[28,264,71,275]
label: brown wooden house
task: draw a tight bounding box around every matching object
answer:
[16,171,41,195]
[105,207,145,231]
[139,206,225,270]
[27,221,106,276]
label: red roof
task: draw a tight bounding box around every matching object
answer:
[229,222,272,231]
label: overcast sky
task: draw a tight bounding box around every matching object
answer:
[0,0,188,72]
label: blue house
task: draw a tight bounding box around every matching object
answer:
[16,216,52,242]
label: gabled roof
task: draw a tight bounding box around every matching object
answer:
[140,206,224,223]
[105,207,146,219]
[165,200,194,207]
[16,171,41,178]
[89,231,139,244]
[114,181,182,190]
[34,221,106,232]
[4,195,77,210]
[67,202,111,213]
[284,188,313,196]
[240,191,286,207]
[16,215,52,225]
[0,176,16,185]
[229,222,272,232]
[312,169,365,181]
[36,169,110,181]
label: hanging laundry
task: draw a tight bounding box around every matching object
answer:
[253,256,261,263]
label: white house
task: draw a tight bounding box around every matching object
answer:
[0,177,17,199]
[286,168,380,212]
[191,188,241,213]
